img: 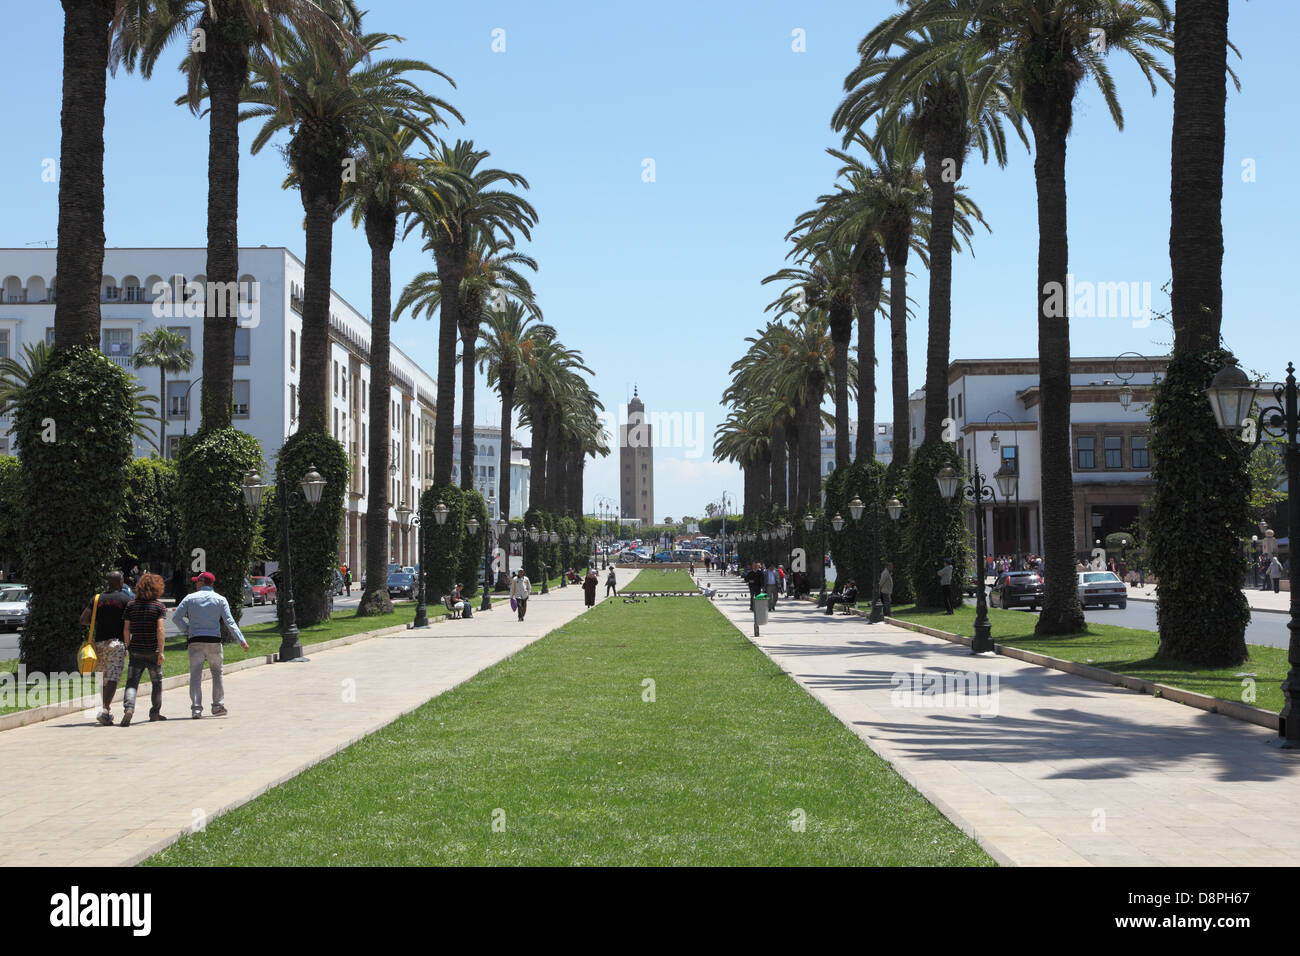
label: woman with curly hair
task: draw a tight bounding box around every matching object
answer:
[121,573,168,726]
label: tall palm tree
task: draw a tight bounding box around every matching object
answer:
[243,27,458,434]
[766,315,837,513]
[406,140,538,486]
[516,333,589,511]
[114,0,361,426]
[836,13,1023,444]
[477,302,554,582]
[131,326,194,454]
[338,121,464,616]
[956,0,1172,635]
[395,226,539,490]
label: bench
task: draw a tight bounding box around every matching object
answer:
[443,596,466,619]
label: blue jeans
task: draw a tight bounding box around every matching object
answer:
[123,657,162,715]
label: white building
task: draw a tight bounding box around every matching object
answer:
[909,356,1166,557]
[449,425,530,520]
[0,246,439,571]
[819,422,894,478]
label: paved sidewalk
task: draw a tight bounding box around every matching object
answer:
[699,571,1300,866]
[0,574,609,867]
[1124,582,1293,614]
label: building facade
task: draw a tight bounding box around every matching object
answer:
[909,355,1167,556]
[449,425,531,520]
[819,422,894,479]
[619,388,654,525]
[0,246,438,573]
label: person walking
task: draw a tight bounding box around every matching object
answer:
[343,567,352,596]
[174,571,249,719]
[765,563,778,611]
[605,567,618,597]
[878,562,894,618]
[511,569,532,620]
[120,573,169,726]
[582,569,598,607]
[744,561,764,598]
[1268,555,1284,594]
[937,559,955,614]
[78,571,132,726]
[777,565,787,595]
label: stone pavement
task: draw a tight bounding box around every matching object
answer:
[1125,582,1293,614]
[0,572,612,867]
[699,570,1300,866]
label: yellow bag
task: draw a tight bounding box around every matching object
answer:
[78,594,100,675]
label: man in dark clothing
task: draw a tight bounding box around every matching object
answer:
[824,580,858,614]
[79,571,132,725]
[744,562,764,598]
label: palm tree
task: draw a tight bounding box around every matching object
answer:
[338,121,464,616]
[131,327,194,454]
[836,14,1023,444]
[114,0,361,425]
[243,27,459,434]
[516,333,589,511]
[766,315,836,513]
[395,225,539,491]
[955,0,1172,635]
[405,140,538,485]
[477,302,554,583]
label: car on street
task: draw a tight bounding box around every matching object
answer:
[242,577,255,608]
[387,571,414,599]
[989,571,1044,610]
[0,585,30,631]
[249,575,278,605]
[1077,570,1128,609]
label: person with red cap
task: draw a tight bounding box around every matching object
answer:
[173,571,248,719]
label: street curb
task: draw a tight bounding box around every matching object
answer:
[884,617,1279,732]
[1123,591,1291,616]
[0,620,425,734]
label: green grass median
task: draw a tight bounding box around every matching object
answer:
[621,569,699,593]
[146,596,990,866]
[890,604,1285,714]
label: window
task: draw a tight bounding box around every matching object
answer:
[362,423,366,452]
[333,362,338,396]
[102,328,132,358]
[232,380,250,418]
[290,330,297,370]
[1001,445,1018,473]
[488,465,494,478]
[1131,435,1149,469]
[333,408,338,439]
[362,466,366,496]
[45,327,55,346]
[167,326,191,349]
[957,393,963,418]
[361,381,366,410]
[167,381,189,419]
[103,285,120,302]
[1104,436,1122,469]
[341,374,346,400]
[1076,436,1095,470]
[234,327,250,364]
[0,330,8,360]
[166,435,182,459]
[124,285,144,303]
[289,383,297,422]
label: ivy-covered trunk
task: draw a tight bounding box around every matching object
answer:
[53,0,113,350]
[458,296,481,491]
[359,202,396,616]
[423,483,465,603]
[886,242,910,470]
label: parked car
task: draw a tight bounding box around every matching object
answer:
[0,585,30,631]
[243,577,255,608]
[1077,570,1128,609]
[387,572,415,598]
[989,571,1044,610]
[249,575,278,606]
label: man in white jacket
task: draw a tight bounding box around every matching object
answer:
[511,569,532,621]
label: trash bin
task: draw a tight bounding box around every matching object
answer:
[752,595,769,626]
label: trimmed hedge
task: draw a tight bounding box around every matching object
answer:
[1148,347,1250,665]
[824,460,888,596]
[119,457,182,574]
[177,425,264,623]
[15,347,134,673]
[458,488,487,599]
[423,482,465,601]
[273,430,347,629]
[0,456,21,577]
[905,440,969,609]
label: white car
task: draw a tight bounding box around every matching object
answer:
[1077,571,1128,609]
[0,585,30,631]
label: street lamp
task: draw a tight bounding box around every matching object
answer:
[987,410,1023,570]
[1205,358,1299,744]
[242,464,326,662]
[844,492,903,623]
[396,500,435,628]
[938,463,998,653]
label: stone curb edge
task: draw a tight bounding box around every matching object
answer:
[0,616,453,734]
[884,617,1279,732]
[1123,591,1290,615]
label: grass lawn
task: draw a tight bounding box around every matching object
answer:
[0,601,446,717]
[146,597,991,866]
[891,604,1285,714]
[621,569,699,593]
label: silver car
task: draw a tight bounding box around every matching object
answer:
[0,585,29,631]
[1077,571,1128,609]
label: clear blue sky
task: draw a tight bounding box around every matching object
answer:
[3,1,1296,522]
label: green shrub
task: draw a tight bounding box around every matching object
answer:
[423,483,465,601]
[177,425,264,623]
[884,459,914,605]
[824,460,887,594]
[14,347,134,673]
[273,430,347,628]
[0,456,22,577]
[120,457,182,573]
[906,441,969,609]
[458,488,487,598]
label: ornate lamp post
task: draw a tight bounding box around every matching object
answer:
[804,511,828,605]
[397,499,442,628]
[242,464,326,662]
[938,463,998,653]
[847,493,903,623]
[987,410,1022,570]
[1204,359,1299,744]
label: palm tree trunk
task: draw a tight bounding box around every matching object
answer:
[755,446,772,511]
[459,317,477,491]
[1030,116,1085,636]
[53,0,114,350]
[851,247,883,463]
[296,184,334,433]
[801,381,822,511]
[770,419,787,509]
[886,253,910,469]
[198,32,245,429]
[787,424,799,508]
[546,418,565,511]
[830,303,852,469]
[158,367,166,454]
[496,373,515,587]
[432,253,463,484]
[528,400,546,511]
[922,152,958,444]
[359,204,396,615]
